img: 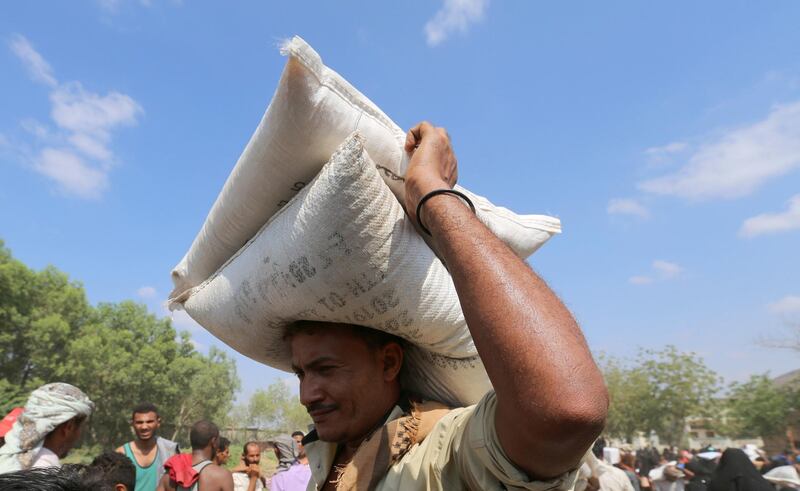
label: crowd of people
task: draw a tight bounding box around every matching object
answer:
[579,438,800,491]
[0,382,312,490]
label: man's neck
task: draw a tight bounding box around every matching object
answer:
[191,449,212,465]
[298,456,309,465]
[41,440,61,459]
[133,437,157,451]
[341,395,401,454]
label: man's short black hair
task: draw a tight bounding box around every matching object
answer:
[190,420,219,450]
[286,322,405,351]
[291,430,305,439]
[84,451,136,490]
[243,441,260,454]
[217,436,231,452]
[0,465,85,491]
[131,401,159,418]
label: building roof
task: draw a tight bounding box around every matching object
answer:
[773,369,800,389]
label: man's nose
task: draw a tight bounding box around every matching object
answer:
[299,376,323,407]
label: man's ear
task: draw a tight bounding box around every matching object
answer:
[380,342,403,382]
[115,485,127,491]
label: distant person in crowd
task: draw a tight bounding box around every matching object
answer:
[270,435,297,475]
[158,420,232,491]
[0,382,94,473]
[638,446,662,482]
[214,437,231,467]
[649,461,686,491]
[707,448,772,491]
[270,434,310,491]
[0,407,24,449]
[84,451,137,491]
[230,441,266,491]
[0,451,135,490]
[290,431,303,448]
[763,454,800,489]
[617,451,642,491]
[576,447,634,491]
[684,450,719,491]
[117,402,179,491]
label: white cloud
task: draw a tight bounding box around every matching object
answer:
[34,148,108,199]
[20,119,50,140]
[645,141,688,156]
[630,260,683,286]
[50,82,142,137]
[629,276,653,285]
[740,194,800,238]
[639,101,800,200]
[652,260,683,279]
[425,0,489,47]
[607,198,650,218]
[9,35,57,87]
[137,286,157,298]
[8,35,142,199]
[767,295,800,315]
[644,141,688,166]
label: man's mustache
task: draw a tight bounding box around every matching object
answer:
[306,402,338,414]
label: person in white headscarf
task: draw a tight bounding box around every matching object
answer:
[0,382,94,474]
[575,451,636,491]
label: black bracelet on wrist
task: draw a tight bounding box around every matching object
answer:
[415,188,476,236]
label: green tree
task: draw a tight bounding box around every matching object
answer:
[61,301,184,446]
[246,380,311,435]
[601,346,721,446]
[723,374,795,439]
[0,240,91,388]
[640,346,722,446]
[601,354,653,442]
[0,240,241,448]
[169,344,240,441]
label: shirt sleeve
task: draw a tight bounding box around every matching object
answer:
[454,391,581,491]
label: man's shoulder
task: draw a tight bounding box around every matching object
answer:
[156,437,180,455]
[200,463,231,480]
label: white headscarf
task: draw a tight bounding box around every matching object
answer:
[0,383,94,474]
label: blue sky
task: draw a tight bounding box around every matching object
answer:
[1,1,798,402]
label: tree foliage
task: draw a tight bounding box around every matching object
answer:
[0,240,240,447]
[601,346,722,446]
[241,380,311,435]
[723,374,799,439]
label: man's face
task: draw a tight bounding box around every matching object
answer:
[244,444,261,466]
[58,418,85,458]
[131,411,160,441]
[216,446,230,465]
[290,326,398,445]
[293,434,305,458]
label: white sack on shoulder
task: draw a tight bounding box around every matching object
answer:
[178,133,491,407]
[169,35,561,298]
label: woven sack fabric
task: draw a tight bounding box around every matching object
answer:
[179,134,491,407]
[169,35,561,299]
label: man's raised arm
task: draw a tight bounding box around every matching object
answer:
[404,122,608,480]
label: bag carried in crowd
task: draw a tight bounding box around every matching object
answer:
[169,37,561,407]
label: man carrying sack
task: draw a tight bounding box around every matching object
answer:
[0,382,94,473]
[282,122,608,490]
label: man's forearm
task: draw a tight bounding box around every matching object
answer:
[423,193,608,478]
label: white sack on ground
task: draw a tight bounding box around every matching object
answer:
[169,35,561,298]
[176,134,491,407]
